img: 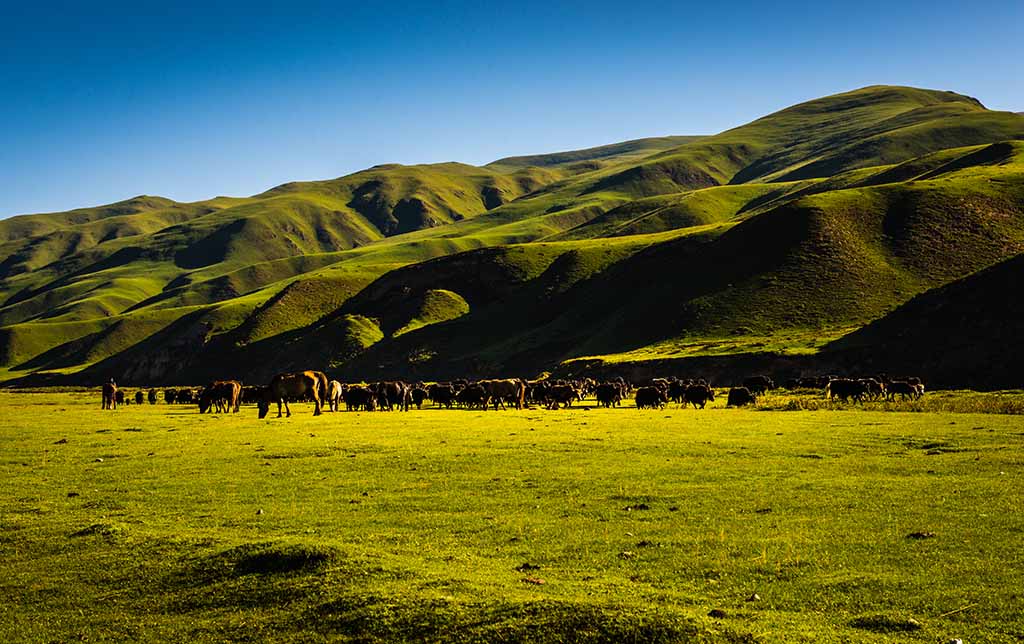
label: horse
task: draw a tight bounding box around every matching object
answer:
[101,381,117,410]
[258,371,324,418]
[199,380,243,413]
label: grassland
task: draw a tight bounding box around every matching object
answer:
[1,390,1022,642]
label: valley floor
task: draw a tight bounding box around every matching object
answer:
[1,390,1022,642]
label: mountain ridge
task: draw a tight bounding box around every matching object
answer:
[2,85,1023,387]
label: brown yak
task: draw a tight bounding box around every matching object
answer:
[258,371,324,418]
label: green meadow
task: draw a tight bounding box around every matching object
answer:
[2,390,1022,642]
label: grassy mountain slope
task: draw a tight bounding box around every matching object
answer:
[2,85,1024,385]
[823,251,1024,389]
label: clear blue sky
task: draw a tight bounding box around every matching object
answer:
[2,0,1021,218]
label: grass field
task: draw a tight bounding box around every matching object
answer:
[2,390,1022,642]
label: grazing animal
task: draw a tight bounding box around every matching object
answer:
[115,390,127,406]
[177,389,196,405]
[594,383,622,408]
[376,381,410,412]
[456,384,489,410]
[742,375,774,396]
[101,380,118,410]
[481,379,526,410]
[164,389,177,405]
[327,380,344,412]
[199,380,242,413]
[343,385,375,411]
[667,380,691,405]
[727,387,756,407]
[860,378,885,401]
[826,378,868,403]
[887,381,924,401]
[135,391,145,405]
[428,384,457,408]
[147,389,157,405]
[635,386,668,409]
[546,384,580,409]
[410,387,428,409]
[685,384,715,409]
[258,372,323,418]
[240,386,264,404]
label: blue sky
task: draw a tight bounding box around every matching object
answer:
[2,0,1022,217]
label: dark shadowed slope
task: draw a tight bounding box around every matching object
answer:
[823,252,1024,389]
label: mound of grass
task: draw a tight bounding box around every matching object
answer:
[227,270,378,345]
[69,522,128,540]
[224,542,338,576]
[393,289,470,337]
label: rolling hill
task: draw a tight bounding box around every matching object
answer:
[2,85,1023,388]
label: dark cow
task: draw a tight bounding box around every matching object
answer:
[667,380,691,405]
[685,384,715,409]
[259,372,323,418]
[635,386,668,409]
[343,386,375,411]
[241,386,264,405]
[727,387,756,407]
[115,390,127,406]
[177,389,196,405]
[428,384,457,409]
[826,378,868,403]
[649,378,672,393]
[456,384,489,410]
[860,378,886,401]
[410,387,428,409]
[527,382,549,405]
[164,389,178,405]
[134,391,145,405]
[375,381,410,412]
[742,375,774,396]
[594,383,622,408]
[147,389,157,405]
[546,384,580,409]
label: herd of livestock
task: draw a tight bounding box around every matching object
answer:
[98,372,926,416]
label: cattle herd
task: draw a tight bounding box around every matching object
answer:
[97,372,927,415]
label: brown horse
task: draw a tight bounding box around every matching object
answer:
[258,371,323,418]
[312,371,329,405]
[199,380,243,413]
[101,381,117,410]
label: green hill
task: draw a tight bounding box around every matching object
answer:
[2,85,1023,386]
[822,251,1024,389]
